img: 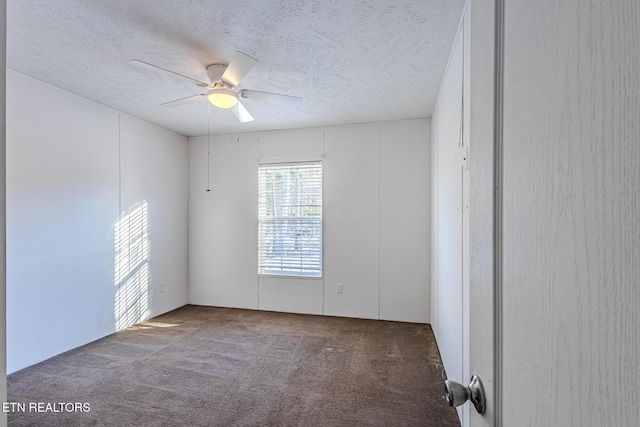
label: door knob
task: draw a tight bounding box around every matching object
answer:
[444,374,486,415]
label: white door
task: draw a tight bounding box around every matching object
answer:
[468,0,640,425]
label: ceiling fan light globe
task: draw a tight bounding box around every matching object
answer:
[206,89,238,109]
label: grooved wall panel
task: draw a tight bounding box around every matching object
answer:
[379,120,430,323]
[6,70,189,373]
[189,120,430,323]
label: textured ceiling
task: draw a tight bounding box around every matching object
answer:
[7,0,465,137]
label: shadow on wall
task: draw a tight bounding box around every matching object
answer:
[114,201,152,330]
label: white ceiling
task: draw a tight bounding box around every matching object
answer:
[7,0,465,137]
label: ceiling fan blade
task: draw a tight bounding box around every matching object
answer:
[221,51,257,87]
[232,101,254,123]
[130,60,209,88]
[240,89,303,107]
[160,93,205,107]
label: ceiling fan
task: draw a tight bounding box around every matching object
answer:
[130,51,303,123]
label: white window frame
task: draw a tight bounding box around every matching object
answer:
[258,161,322,278]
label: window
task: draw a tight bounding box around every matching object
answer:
[258,162,322,277]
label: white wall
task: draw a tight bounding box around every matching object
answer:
[189,119,430,323]
[120,116,189,317]
[188,132,260,309]
[323,124,380,319]
[431,6,469,424]
[379,121,431,322]
[6,70,188,373]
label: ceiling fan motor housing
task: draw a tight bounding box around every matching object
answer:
[206,65,238,109]
[206,64,227,85]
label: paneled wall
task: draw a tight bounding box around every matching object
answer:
[6,70,189,373]
[431,5,469,424]
[322,124,380,319]
[188,119,430,323]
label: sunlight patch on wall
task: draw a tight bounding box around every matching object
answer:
[114,201,151,330]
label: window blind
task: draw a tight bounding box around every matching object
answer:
[258,162,322,277]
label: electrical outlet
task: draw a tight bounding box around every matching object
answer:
[337,283,343,294]
[160,282,166,293]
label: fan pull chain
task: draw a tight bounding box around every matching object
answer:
[206,102,211,192]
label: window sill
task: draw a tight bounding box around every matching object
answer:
[258,274,323,280]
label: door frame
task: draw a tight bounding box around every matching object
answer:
[468,0,503,425]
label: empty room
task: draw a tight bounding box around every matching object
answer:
[3,0,466,425]
[3,0,639,427]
